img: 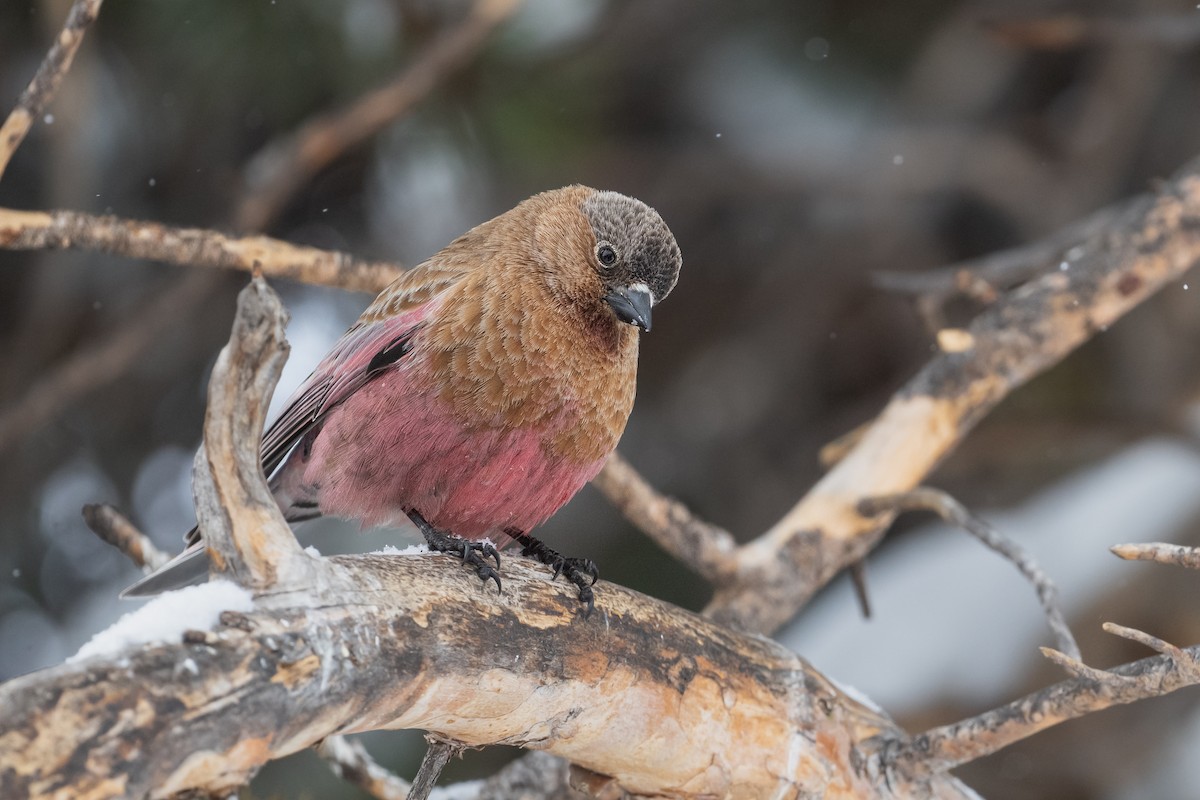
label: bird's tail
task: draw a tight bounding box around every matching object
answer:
[119,532,210,598]
[120,466,320,598]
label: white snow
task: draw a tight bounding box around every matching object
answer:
[70,580,254,662]
[431,780,484,800]
[371,543,429,556]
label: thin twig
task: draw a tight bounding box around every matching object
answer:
[880,642,1200,777]
[871,204,1121,321]
[591,451,739,584]
[1103,623,1199,677]
[1111,542,1200,570]
[1038,646,1130,683]
[0,0,104,179]
[317,735,411,800]
[192,276,311,591]
[235,0,522,231]
[408,738,463,800]
[0,207,404,293]
[81,503,170,571]
[858,487,1080,660]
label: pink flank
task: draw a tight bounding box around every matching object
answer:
[279,364,606,546]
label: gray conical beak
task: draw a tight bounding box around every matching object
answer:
[604,285,653,332]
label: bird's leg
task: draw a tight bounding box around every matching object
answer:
[408,509,501,592]
[506,529,598,615]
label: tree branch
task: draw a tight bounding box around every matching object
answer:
[0,207,403,293]
[0,0,104,179]
[0,552,949,798]
[1111,541,1200,570]
[316,735,412,800]
[191,276,313,592]
[707,156,1200,634]
[859,487,1080,660]
[81,503,169,571]
[591,451,739,584]
[878,639,1200,778]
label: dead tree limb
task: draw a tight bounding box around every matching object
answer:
[876,640,1200,779]
[706,156,1200,634]
[1111,541,1200,570]
[316,736,412,800]
[190,277,315,592]
[0,551,972,799]
[859,488,1080,660]
[0,0,103,178]
[591,451,739,584]
[0,207,404,293]
[81,504,170,572]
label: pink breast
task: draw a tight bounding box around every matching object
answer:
[301,369,605,543]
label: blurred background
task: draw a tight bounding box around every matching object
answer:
[3,0,1200,797]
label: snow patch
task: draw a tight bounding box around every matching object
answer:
[431,780,484,800]
[70,580,254,662]
[371,543,429,556]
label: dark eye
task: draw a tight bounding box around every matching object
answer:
[596,243,618,267]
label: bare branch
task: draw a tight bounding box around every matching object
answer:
[81,503,170,571]
[1111,541,1200,570]
[235,0,522,231]
[872,203,1121,322]
[0,552,975,799]
[0,0,104,179]
[410,739,463,800]
[878,642,1200,778]
[859,487,1080,660]
[191,276,312,592]
[591,452,738,584]
[1103,623,1199,675]
[316,736,411,800]
[0,207,404,293]
[708,156,1200,634]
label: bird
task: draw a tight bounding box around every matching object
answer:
[123,185,682,612]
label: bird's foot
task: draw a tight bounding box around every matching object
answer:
[409,510,501,593]
[509,530,598,616]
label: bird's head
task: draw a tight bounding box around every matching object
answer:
[532,187,682,334]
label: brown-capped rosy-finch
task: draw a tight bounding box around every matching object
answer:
[125,186,682,612]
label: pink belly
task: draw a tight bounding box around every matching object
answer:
[300,372,604,542]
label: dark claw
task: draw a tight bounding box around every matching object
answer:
[568,557,599,586]
[509,530,600,615]
[577,585,595,618]
[410,509,504,594]
[481,541,501,570]
[459,541,502,593]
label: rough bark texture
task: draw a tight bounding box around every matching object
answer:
[0,553,953,800]
[0,207,403,293]
[190,277,314,593]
